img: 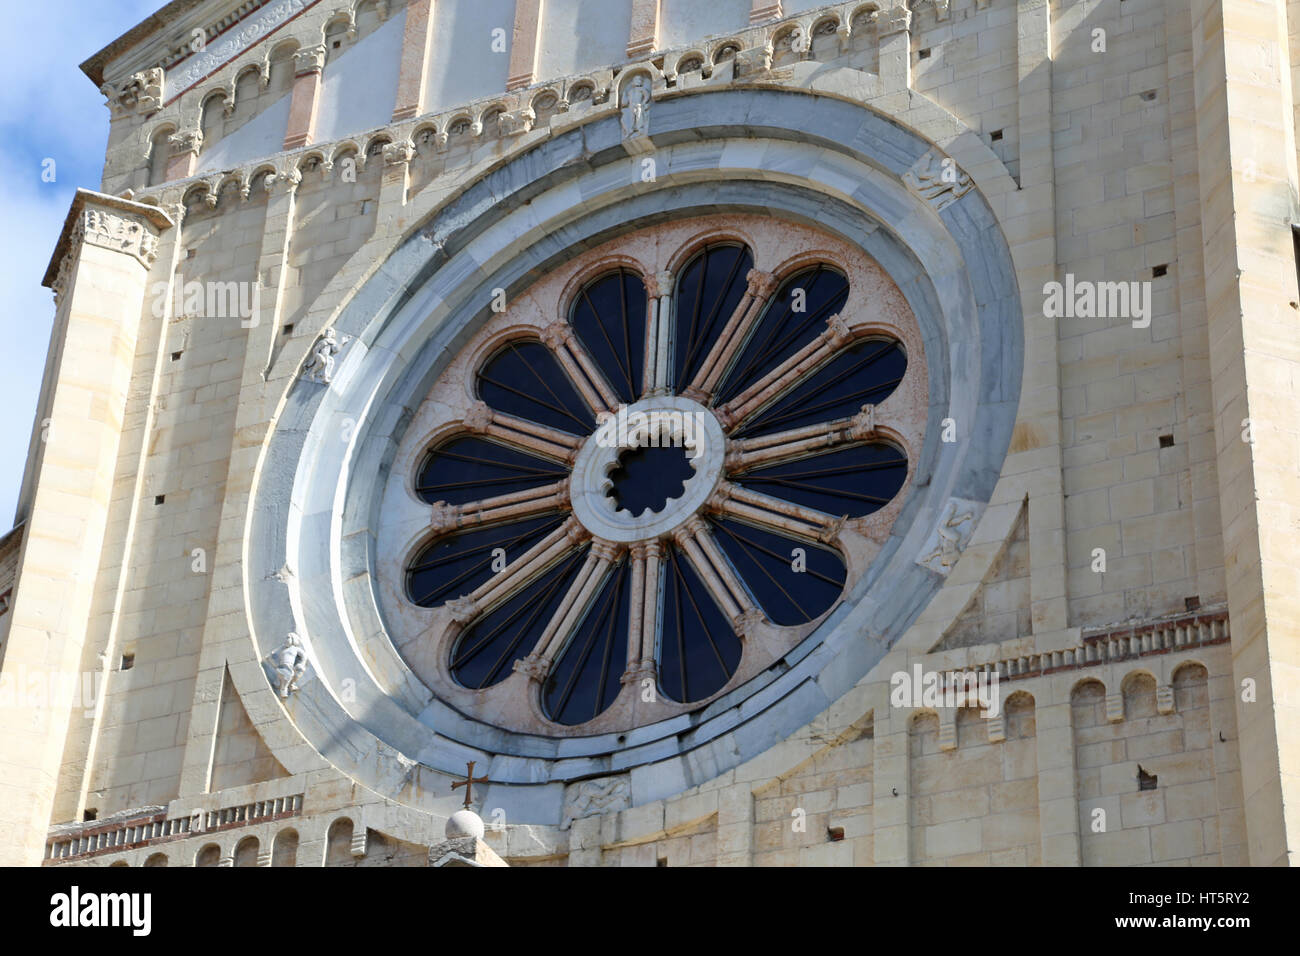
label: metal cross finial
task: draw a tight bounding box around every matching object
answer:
[450,760,490,808]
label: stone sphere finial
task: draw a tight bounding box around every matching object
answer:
[446,808,485,840]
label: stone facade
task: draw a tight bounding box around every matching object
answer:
[2,0,1298,867]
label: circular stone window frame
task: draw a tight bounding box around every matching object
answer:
[247,88,1023,824]
[373,215,927,737]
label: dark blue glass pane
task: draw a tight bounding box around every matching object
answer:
[716,266,850,403]
[706,517,845,627]
[673,244,754,390]
[607,444,696,517]
[414,437,568,505]
[406,514,563,608]
[732,442,907,517]
[477,340,596,435]
[543,559,631,725]
[659,544,742,704]
[571,271,646,404]
[732,339,906,438]
[450,546,588,689]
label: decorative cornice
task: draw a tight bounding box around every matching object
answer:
[167,0,317,100]
[42,189,175,294]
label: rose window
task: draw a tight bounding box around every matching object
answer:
[382,216,925,734]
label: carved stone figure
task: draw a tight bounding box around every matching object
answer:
[620,75,652,139]
[561,776,631,829]
[902,149,974,212]
[273,632,308,698]
[919,501,977,572]
[301,328,350,385]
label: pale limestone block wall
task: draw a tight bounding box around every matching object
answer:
[10,0,1300,867]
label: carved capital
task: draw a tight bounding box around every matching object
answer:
[590,538,622,562]
[880,3,912,36]
[76,206,163,271]
[104,68,164,115]
[733,45,773,78]
[512,653,550,682]
[167,129,203,158]
[849,403,877,440]
[293,44,328,75]
[746,268,778,299]
[430,501,460,536]
[733,607,765,638]
[816,515,848,545]
[498,107,536,137]
[382,139,416,166]
[565,517,593,546]
[824,313,853,348]
[447,595,480,624]
[642,270,673,298]
[540,322,574,350]
[463,402,494,433]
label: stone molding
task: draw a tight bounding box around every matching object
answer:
[41,189,175,304]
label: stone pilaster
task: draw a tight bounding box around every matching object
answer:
[0,191,172,866]
[392,0,437,121]
[626,0,660,59]
[506,0,544,91]
[283,45,327,150]
[1190,0,1300,867]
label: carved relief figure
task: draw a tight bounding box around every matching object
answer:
[302,328,350,385]
[273,632,309,698]
[620,75,652,139]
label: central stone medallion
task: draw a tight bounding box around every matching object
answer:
[570,396,725,543]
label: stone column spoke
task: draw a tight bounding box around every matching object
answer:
[430,479,570,536]
[542,323,619,414]
[709,480,845,545]
[641,271,674,397]
[716,313,852,430]
[463,400,583,462]
[519,539,621,675]
[725,403,876,472]
[622,540,662,680]
[452,517,591,626]
[682,269,777,403]
[672,519,755,629]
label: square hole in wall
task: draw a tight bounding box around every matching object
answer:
[154,495,165,505]
[1158,434,1174,448]
[1138,766,1158,791]
[990,129,1003,142]
[1185,595,1201,612]
[332,40,341,49]
[186,248,196,259]
[171,350,182,361]
[656,857,668,867]
[83,809,98,822]
[1152,264,1167,278]
[1139,89,1158,102]
[917,47,931,59]
[827,826,845,842]
[282,324,294,335]
[121,653,134,671]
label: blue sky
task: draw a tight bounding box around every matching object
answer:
[0,1,160,528]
